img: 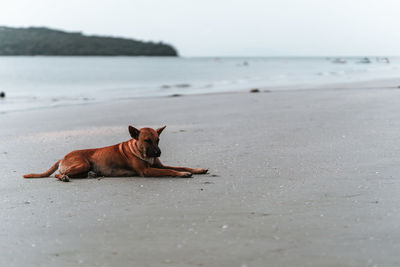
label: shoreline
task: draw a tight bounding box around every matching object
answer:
[2,76,400,115]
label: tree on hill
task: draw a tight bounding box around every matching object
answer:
[0,26,178,56]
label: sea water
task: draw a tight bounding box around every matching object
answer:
[0,56,399,113]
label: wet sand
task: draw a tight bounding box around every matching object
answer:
[2,81,400,266]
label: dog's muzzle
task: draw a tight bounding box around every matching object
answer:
[147,148,161,157]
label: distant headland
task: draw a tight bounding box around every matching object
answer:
[0,26,178,56]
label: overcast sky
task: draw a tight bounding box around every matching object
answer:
[1,0,399,57]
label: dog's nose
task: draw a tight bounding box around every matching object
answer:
[155,148,161,157]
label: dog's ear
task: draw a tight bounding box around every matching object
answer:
[156,126,166,136]
[128,126,140,140]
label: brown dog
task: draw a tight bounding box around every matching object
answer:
[23,126,208,182]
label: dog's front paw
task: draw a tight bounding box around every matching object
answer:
[193,168,208,174]
[61,175,70,182]
[179,172,193,178]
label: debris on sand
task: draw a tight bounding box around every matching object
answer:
[0,91,5,98]
[250,88,260,93]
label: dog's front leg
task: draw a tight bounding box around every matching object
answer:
[141,167,193,178]
[153,158,208,174]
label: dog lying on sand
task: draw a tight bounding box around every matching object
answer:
[24,125,208,182]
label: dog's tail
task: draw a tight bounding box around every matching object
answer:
[23,160,61,178]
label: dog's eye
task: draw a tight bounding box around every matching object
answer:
[145,139,152,144]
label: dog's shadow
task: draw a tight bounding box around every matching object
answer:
[58,173,217,182]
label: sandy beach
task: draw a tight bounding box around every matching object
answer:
[2,79,400,266]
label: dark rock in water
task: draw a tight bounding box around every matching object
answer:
[161,85,171,89]
[170,94,182,97]
[397,85,400,89]
[250,88,260,93]
[0,91,5,98]
[175,84,190,88]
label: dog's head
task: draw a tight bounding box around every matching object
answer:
[128,125,166,158]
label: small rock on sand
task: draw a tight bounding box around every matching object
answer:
[0,91,5,98]
[250,88,260,93]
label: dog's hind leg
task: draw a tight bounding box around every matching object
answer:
[57,160,91,182]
